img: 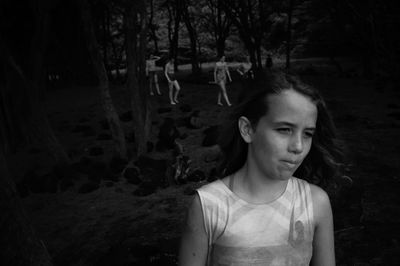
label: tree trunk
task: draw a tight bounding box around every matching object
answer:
[182,0,200,74]
[28,0,70,165]
[216,37,226,57]
[172,13,181,71]
[125,0,151,157]
[0,151,53,266]
[78,0,127,159]
[149,0,159,53]
[285,0,294,70]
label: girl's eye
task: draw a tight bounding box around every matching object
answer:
[277,128,292,134]
[304,131,314,138]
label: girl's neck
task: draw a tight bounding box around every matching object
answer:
[232,164,289,204]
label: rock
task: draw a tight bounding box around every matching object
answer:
[23,170,58,194]
[126,131,135,143]
[73,156,93,174]
[89,146,104,156]
[104,181,114,187]
[16,181,30,198]
[180,133,188,139]
[52,164,79,181]
[175,117,188,127]
[188,111,203,129]
[109,156,128,174]
[59,178,74,192]
[179,104,192,113]
[99,119,110,130]
[97,133,112,140]
[382,248,400,265]
[82,127,97,137]
[202,125,220,147]
[124,167,141,184]
[71,124,93,134]
[135,156,167,187]
[387,103,400,109]
[78,181,100,193]
[119,111,133,122]
[147,141,154,153]
[157,107,172,114]
[157,118,180,150]
[103,174,119,182]
[388,112,400,120]
[88,161,110,182]
[67,148,81,158]
[28,147,42,154]
[133,181,157,196]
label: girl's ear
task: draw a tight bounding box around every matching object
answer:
[238,116,253,143]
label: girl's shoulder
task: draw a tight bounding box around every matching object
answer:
[291,177,329,204]
[308,183,332,225]
[197,179,226,195]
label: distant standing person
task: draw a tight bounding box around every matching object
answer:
[265,54,273,70]
[165,58,181,105]
[237,56,254,80]
[214,55,232,106]
[146,54,162,96]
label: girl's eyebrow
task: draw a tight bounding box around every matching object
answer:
[273,121,316,130]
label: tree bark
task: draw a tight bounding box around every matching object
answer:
[125,0,152,157]
[78,0,127,159]
[221,0,263,68]
[27,0,70,165]
[207,0,231,57]
[285,0,294,70]
[149,0,159,53]
[182,0,201,74]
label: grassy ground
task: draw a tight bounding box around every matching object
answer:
[10,59,400,265]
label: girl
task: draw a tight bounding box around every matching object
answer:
[146,54,162,96]
[179,71,345,266]
[165,58,181,105]
[214,56,232,106]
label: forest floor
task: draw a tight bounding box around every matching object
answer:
[8,59,400,266]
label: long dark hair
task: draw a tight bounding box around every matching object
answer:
[218,70,345,187]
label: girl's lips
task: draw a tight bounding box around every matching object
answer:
[281,160,300,169]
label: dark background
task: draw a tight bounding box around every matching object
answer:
[1,0,400,265]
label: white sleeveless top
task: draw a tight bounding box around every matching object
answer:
[197,177,314,266]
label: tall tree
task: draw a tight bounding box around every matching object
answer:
[0,38,53,266]
[181,0,201,73]
[285,0,295,69]
[203,0,232,57]
[28,0,70,164]
[125,0,152,157]
[164,0,183,68]
[0,0,69,165]
[221,0,266,68]
[148,0,160,53]
[78,0,127,159]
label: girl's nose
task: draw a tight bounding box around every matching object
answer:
[289,134,303,154]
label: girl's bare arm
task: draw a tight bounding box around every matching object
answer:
[165,64,171,82]
[179,194,209,266]
[226,64,232,82]
[310,184,335,266]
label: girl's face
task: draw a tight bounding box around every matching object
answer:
[244,89,317,181]
[220,56,225,62]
